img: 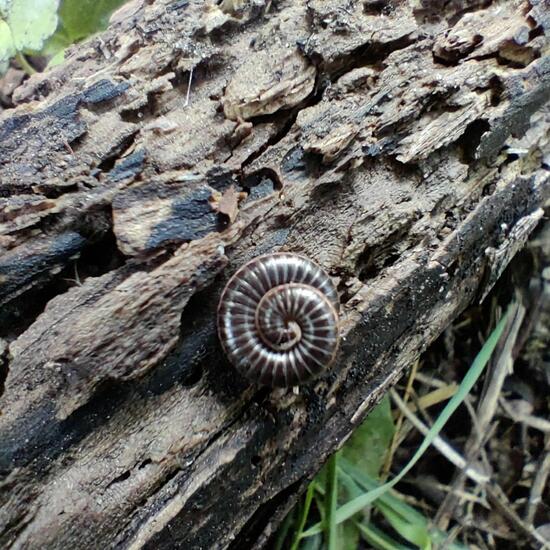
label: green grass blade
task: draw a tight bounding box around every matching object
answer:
[302,484,328,538]
[376,499,431,550]
[289,483,315,550]
[339,519,360,550]
[356,521,414,550]
[338,467,364,500]
[15,51,35,74]
[324,453,338,550]
[341,461,431,548]
[300,533,323,550]
[274,507,295,550]
[340,459,427,525]
[429,529,469,549]
[341,459,469,550]
[303,305,513,537]
[337,467,368,547]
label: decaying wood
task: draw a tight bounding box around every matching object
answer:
[0,0,549,548]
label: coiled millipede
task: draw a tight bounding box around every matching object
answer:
[217,253,340,387]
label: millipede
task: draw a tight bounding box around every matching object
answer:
[217,253,340,387]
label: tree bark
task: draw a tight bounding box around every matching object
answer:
[0,0,548,548]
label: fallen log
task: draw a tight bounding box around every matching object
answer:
[0,0,548,547]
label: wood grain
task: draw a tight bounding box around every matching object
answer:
[0,0,548,547]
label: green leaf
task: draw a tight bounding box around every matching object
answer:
[303,304,514,537]
[339,520,360,550]
[0,1,11,16]
[43,0,127,58]
[356,521,413,550]
[41,26,69,58]
[46,47,64,67]
[58,0,126,42]
[5,0,59,51]
[0,17,16,73]
[376,500,431,550]
[342,394,395,478]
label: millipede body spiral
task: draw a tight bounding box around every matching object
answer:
[217,253,340,387]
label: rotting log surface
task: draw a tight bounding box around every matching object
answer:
[0,0,549,548]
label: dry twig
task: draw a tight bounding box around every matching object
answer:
[525,436,550,525]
